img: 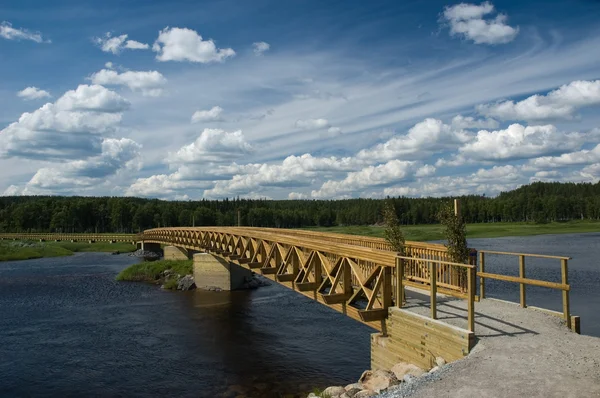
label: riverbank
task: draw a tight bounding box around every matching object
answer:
[0,240,136,262]
[116,259,194,290]
[303,220,600,241]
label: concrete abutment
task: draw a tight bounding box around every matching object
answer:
[164,245,198,260]
[193,253,253,291]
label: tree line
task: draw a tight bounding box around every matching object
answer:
[1,181,599,233]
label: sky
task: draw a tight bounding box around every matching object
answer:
[1,0,599,200]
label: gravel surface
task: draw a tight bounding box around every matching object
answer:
[380,295,600,398]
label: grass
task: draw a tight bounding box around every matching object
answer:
[302,220,600,242]
[0,240,137,262]
[115,259,193,283]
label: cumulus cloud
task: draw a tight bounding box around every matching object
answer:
[89,69,167,97]
[0,21,48,43]
[203,154,364,199]
[357,118,471,162]
[527,144,600,169]
[152,27,235,63]
[288,192,307,200]
[191,106,224,123]
[94,32,149,54]
[451,115,498,129]
[477,80,600,121]
[253,41,270,55]
[458,124,585,162]
[311,160,424,199]
[0,85,130,160]
[441,2,519,44]
[167,128,253,163]
[17,87,51,100]
[327,126,342,135]
[295,118,330,130]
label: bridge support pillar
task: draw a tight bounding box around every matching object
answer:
[193,253,252,291]
[141,242,162,253]
[164,246,197,260]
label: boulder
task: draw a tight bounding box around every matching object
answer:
[353,390,376,398]
[429,366,440,373]
[323,386,346,397]
[435,356,446,367]
[345,383,363,391]
[344,387,363,397]
[307,394,318,398]
[390,362,426,379]
[359,370,399,393]
[403,374,415,383]
[177,275,196,291]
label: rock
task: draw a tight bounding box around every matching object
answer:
[353,390,376,398]
[359,370,399,393]
[429,366,440,373]
[177,275,196,291]
[340,394,350,398]
[435,356,446,367]
[345,387,362,397]
[403,374,415,383]
[307,394,317,398]
[345,383,363,391]
[111,251,120,255]
[390,362,426,379]
[323,386,346,397]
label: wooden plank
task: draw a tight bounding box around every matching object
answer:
[430,262,437,320]
[479,251,485,299]
[478,250,570,260]
[477,272,570,291]
[562,259,571,330]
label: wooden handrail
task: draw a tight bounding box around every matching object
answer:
[478,250,571,260]
[477,272,570,291]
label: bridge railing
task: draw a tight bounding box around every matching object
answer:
[0,233,138,243]
[477,250,576,332]
[230,227,475,293]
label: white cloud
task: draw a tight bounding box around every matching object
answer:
[203,154,363,199]
[105,62,114,69]
[288,192,307,200]
[167,128,253,163]
[153,27,235,63]
[451,115,498,129]
[0,85,130,160]
[89,69,167,97]
[94,32,149,54]
[0,21,47,43]
[311,160,422,199]
[295,118,330,130]
[458,124,585,162]
[441,2,519,45]
[127,174,214,198]
[357,118,471,162]
[477,80,600,121]
[17,87,51,100]
[527,144,600,169]
[191,106,224,123]
[253,41,270,56]
[327,126,342,135]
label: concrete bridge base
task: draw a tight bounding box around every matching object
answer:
[193,253,253,291]
[164,245,198,260]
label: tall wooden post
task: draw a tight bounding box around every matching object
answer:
[430,262,437,319]
[454,199,461,218]
[395,257,405,307]
[468,266,475,332]
[561,259,571,330]
[519,255,526,308]
[479,251,485,298]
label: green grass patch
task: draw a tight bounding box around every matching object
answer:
[115,259,193,283]
[303,220,600,242]
[0,240,74,261]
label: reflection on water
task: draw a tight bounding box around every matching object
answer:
[0,253,372,397]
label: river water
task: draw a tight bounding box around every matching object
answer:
[0,233,598,397]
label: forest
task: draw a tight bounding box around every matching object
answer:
[1,181,600,233]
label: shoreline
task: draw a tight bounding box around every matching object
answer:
[0,240,136,262]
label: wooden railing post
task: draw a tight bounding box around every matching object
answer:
[479,251,485,299]
[561,259,571,330]
[395,257,404,307]
[430,261,437,319]
[519,255,526,308]
[468,266,475,332]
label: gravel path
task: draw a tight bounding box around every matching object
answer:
[380,296,600,398]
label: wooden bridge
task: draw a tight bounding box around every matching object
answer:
[0,228,577,370]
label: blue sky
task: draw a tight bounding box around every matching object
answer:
[1,0,599,199]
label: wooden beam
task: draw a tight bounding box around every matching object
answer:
[562,259,571,330]
[519,255,526,308]
[477,272,570,291]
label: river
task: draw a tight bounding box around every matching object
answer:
[0,233,598,397]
